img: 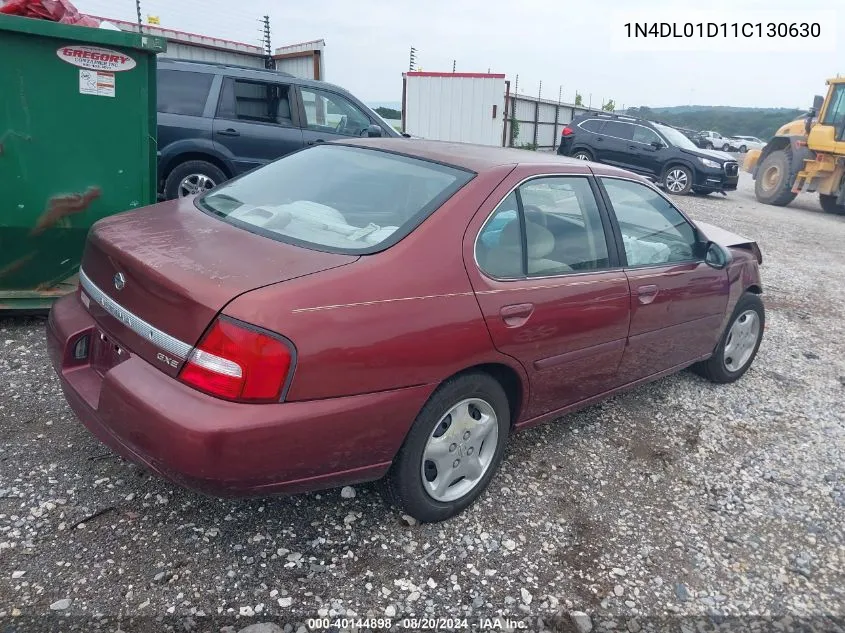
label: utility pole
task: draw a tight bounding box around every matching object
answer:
[558,85,562,105]
[135,0,142,32]
[452,60,456,72]
[409,47,417,71]
[262,16,275,70]
[538,80,542,100]
[514,74,518,95]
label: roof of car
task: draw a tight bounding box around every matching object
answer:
[335,138,633,176]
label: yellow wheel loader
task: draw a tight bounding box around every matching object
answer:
[743,78,845,215]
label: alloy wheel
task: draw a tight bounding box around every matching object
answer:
[665,169,689,193]
[178,174,216,197]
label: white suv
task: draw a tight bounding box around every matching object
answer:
[731,136,765,152]
[697,131,734,151]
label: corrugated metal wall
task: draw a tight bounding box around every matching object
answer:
[276,56,315,79]
[160,42,264,67]
[404,74,505,146]
[506,94,605,150]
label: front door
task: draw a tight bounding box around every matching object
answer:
[213,77,305,175]
[598,176,729,384]
[466,169,631,421]
[297,87,381,147]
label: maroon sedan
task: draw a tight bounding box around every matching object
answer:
[47,139,765,522]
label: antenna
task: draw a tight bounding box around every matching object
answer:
[452,60,456,72]
[409,47,417,71]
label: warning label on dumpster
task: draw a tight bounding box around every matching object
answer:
[57,45,137,72]
[79,70,115,97]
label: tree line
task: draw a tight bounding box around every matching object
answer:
[624,105,807,139]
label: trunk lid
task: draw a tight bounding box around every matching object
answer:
[79,197,357,376]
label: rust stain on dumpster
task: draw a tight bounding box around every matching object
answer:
[31,187,102,236]
[0,253,37,279]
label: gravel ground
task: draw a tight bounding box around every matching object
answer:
[1,174,843,633]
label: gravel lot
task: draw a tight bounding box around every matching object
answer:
[1,174,843,633]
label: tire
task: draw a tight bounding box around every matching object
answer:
[706,142,714,149]
[386,372,511,523]
[819,193,845,215]
[163,160,227,200]
[722,143,731,152]
[754,150,797,206]
[739,145,747,153]
[571,149,594,161]
[692,292,764,383]
[663,164,693,195]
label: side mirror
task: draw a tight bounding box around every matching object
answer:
[650,140,664,149]
[703,241,732,269]
[366,124,383,138]
[812,94,824,112]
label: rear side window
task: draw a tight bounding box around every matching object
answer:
[217,78,295,127]
[157,69,213,116]
[476,177,611,279]
[579,119,604,133]
[603,121,634,140]
[197,145,473,253]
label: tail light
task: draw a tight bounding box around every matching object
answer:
[561,126,574,136]
[179,317,294,403]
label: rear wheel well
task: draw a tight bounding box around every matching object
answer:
[161,152,232,186]
[450,363,523,426]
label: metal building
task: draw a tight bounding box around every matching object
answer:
[274,40,326,80]
[402,70,606,150]
[96,16,326,80]
[402,72,507,146]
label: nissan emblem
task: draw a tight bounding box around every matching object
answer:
[113,272,126,291]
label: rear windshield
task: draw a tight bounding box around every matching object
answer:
[197,145,473,253]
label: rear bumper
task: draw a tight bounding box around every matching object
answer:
[47,293,435,496]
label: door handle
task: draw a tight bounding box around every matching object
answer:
[628,144,638,150]
[636,284,659,305]
[217,128,240,137]
[500,303,534,326]
[307,139,326,146]
[595,136,604,142]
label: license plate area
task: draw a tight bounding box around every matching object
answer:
[91,329,129,376]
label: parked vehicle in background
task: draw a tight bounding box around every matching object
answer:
[731,135,765,152]
[47,139,765,522]
[156,58,400,199]
[558,113,739,195]
[696,130,735,151]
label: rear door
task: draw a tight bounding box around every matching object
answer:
[296,86,382,146]
[598,176,729,383]
[213,76,304,174]
[156,68,216,160]
[599,121,635,168]
[466,167,631,421]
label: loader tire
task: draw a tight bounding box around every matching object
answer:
[819,194,845,215]
[754,150,797,207]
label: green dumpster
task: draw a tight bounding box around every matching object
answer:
[0,15,165,310]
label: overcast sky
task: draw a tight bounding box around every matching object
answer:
[73,0,842,108]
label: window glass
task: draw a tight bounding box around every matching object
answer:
[603,121,634,140]
[821,84,845,137]
[157,70,213,116]
[300,88,373,137]
[476,178,611,279]
[217,79,294,126]
[632,125,660,145]
[476,193,522,279]
[580,119,605,133]
[601,178,697,266]
[197,145,472,253]
[520,177,610,274]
